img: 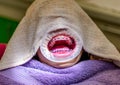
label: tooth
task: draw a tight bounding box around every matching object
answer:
[49,38,56,47]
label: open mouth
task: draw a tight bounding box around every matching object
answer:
[48,34,76,58]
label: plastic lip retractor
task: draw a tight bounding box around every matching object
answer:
[40,31,83,63]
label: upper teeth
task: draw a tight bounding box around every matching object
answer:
[49,35,72,47]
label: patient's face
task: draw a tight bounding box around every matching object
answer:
[37,28,83,68]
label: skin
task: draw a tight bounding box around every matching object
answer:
[37,48,83,68]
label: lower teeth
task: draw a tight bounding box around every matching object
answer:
[52,47,70,53]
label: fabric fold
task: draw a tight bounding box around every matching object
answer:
[0,60,118,85]
[0,0,120,70]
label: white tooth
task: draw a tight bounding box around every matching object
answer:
[53,38,55,41]
[52,50,55,53]
[65,37,72,45]
[68,40,72,45]
[55,50,58,52]
[49,40,55,47]
[55,36,64,41]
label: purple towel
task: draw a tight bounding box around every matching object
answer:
[0,59,119,85]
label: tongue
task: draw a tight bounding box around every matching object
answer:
[51,45,72,58]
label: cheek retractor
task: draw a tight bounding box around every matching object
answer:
[39,30,83,63]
